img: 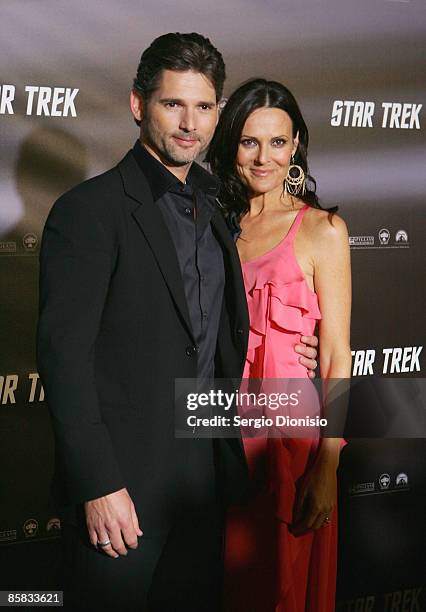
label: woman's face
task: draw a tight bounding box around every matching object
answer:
[236,107,298,196]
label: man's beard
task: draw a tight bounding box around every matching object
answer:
[142,116,207,166]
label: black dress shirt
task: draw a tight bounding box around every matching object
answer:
[132,141,224,380]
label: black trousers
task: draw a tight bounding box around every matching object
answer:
[61,504,224,612]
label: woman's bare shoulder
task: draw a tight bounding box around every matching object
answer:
[304,207,349,246]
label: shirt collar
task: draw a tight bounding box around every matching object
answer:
[132,140,220,201]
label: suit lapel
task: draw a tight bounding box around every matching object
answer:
[118,152,195,343]
[211,209,249,335]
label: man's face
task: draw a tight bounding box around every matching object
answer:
[131,69,219,167]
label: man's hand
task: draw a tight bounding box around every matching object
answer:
[295,335,318,378]
[85,487,143,559]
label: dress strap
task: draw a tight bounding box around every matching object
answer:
[285,204,309,243]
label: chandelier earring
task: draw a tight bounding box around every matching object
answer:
[285,156,306,196]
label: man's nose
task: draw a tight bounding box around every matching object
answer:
[179,108,196,132]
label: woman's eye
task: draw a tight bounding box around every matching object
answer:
[272,139,286,146]
[240,139,256,147]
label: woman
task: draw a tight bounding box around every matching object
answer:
[207,79,351,611]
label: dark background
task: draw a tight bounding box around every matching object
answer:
[1,1,425,608]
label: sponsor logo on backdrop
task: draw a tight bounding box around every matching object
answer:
[0,83,79,117]
[348,482,375,496]
[351,346,422,375]
[23,519,38,538]
[379,228,410,248]
[0,234,41,256]
[331,100,422,129]
[378,228,390,245]
[378,472,410,493]
[22,233,38,251]
[46,517,61,532]
[349,472,410,497]
[395,230,408,243]
[349,228,409,250]
[0,528,17,543]
[379,473,391,489]
[0,241,16,253]
[396,473,409,487]
[348,235,374,247]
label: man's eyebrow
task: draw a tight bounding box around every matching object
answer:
[159,98,216,106]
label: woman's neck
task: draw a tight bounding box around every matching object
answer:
[247,187,297,217]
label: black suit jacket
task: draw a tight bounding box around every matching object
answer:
[37,150,250,533]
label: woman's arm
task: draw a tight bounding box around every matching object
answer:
[314,212,352,460]
[291,212,352,535]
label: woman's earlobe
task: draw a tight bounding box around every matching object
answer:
[293,131,300,156]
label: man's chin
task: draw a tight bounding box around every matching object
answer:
[166,150,201,166]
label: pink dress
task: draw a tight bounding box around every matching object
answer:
[224,205,338,612]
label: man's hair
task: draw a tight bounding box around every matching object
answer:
[133,32,225,124]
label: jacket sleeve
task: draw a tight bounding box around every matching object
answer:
[37,192,125,505]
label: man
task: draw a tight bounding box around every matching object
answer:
[37,33,318,611]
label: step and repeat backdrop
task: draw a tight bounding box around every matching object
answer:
[1,1,425,609]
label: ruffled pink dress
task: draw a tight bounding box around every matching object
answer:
[224,205,338,612]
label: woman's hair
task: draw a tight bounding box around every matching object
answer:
[206,78,336,216]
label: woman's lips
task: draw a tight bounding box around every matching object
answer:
[250,168,273,177]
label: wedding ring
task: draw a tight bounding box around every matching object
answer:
[324,516,330,524]
[97,539,111,547]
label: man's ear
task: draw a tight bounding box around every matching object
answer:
[216,98,227,126]
[292,131,300,157]
[130,90,144,123]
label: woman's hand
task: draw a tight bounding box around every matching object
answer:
[290,456,338,537]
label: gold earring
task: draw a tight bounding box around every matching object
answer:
[285,156,306,196]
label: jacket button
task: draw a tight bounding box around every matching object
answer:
[186,345,199,356]
[236,328,244,335]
